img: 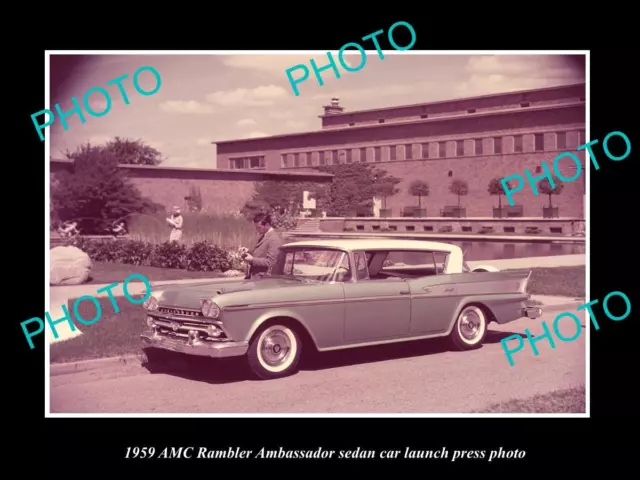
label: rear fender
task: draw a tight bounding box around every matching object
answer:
[448,293,530,330]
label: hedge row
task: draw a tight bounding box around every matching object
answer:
[63,237,244,272]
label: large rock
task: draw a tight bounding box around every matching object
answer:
[50,246,93,285]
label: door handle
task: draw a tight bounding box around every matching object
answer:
[399,290,410,295]
[444,288,455,293]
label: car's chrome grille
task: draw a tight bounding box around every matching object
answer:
[158,306,201,317]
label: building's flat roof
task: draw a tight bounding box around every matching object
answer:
[318,82,585,118]
[282,238,462,252]
[214,101,585,146]
[50,158,334,178]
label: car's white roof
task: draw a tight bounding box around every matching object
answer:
[282,238,462,253]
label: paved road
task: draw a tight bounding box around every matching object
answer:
[49,305,586,414]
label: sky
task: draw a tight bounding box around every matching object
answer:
[48,53,585,168]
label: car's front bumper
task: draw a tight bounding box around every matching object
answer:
[522,306,543,319]
[140,328,249,358]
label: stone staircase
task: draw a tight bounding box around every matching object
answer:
[292,218,321,233]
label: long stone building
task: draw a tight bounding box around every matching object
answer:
[214,83,586,218]
[50,83,586,220]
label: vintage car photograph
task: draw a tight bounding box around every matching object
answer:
[140,239,543,380]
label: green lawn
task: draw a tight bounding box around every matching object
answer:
[516,265,585,298]
[50,265,584,364]
[475,385,586,413]
[84,261,228,285]
[50,295,148,364]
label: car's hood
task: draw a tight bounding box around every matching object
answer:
[156,276,306,310]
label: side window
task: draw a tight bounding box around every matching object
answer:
[432,252,448,274]
[354,252,370,280]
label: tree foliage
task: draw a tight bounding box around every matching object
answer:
[63,136,164,165]
[241,180,330,219]
[449,178,469,206]
[408,180,429,207]
[314,163,402,216]
[488,177,510,208]
[52,143,164,233]
[539,178,564,207]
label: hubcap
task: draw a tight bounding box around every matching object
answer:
[460,310,482,340]
[260,329,292,366]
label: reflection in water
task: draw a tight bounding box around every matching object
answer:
[283,236,585,261]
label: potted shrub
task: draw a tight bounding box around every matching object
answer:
[408,180,429,217]
[449,179,468,218]
[539,178,564,218]
[489,177,510,218]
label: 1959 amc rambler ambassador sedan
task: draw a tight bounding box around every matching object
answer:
[140,239,542,380]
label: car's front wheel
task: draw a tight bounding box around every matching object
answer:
[450,305,487,350]
[247,323,302,380]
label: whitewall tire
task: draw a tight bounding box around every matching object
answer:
[247,324,302,380]
[450,305,487,350]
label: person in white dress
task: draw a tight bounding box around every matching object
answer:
[166,206,183,242]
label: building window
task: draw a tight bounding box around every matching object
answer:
[301,152,308,166]
[439,141,446,158]
[331,150,338,165]
[405,144,413,160]
[448,170,453,177]
[346,149,353,163]
[494,137,502,154]
[318,151,325,165]
[374,146,381,162]
[514,135,523,153]
[378,119,385,123]
[294,153,300,167]
[456,140,464,156]
[579,130,586,145]
[420,114,428,119]
[520,102,530,107]
[534,133,544,151]
[475,139,483,155]
[421,143,429,159]
[280,154,288,168]
[349,122,355,126]
[467,108,476,114]
[557,132,567,150]
[390,145,397,161]
[360,147,367,162]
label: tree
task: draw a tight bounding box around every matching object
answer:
[63,136,164,165]
[539,178,564,208]
[488,177,511,208]
[449,179,469,207]
[242,180,329,219]
[51,143,163,233]
[314,163,402,216]
[408,180,429,208]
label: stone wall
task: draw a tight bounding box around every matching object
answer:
[50,160,334,214]
[327,218,585,237]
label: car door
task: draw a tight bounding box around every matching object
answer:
[406,252,462,335]
[342,251,412,342]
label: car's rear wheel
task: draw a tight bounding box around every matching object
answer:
[450,305,487,350]
[247,323,302,380]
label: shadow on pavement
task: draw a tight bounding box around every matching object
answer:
[139,328,525,384]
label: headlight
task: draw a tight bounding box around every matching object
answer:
[201,299,220,318]
[143,296,159,311]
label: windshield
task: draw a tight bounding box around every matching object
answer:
[269,248,351,282]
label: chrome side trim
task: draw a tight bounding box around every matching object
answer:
[318,331,449,351]
[224,294,411,311]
